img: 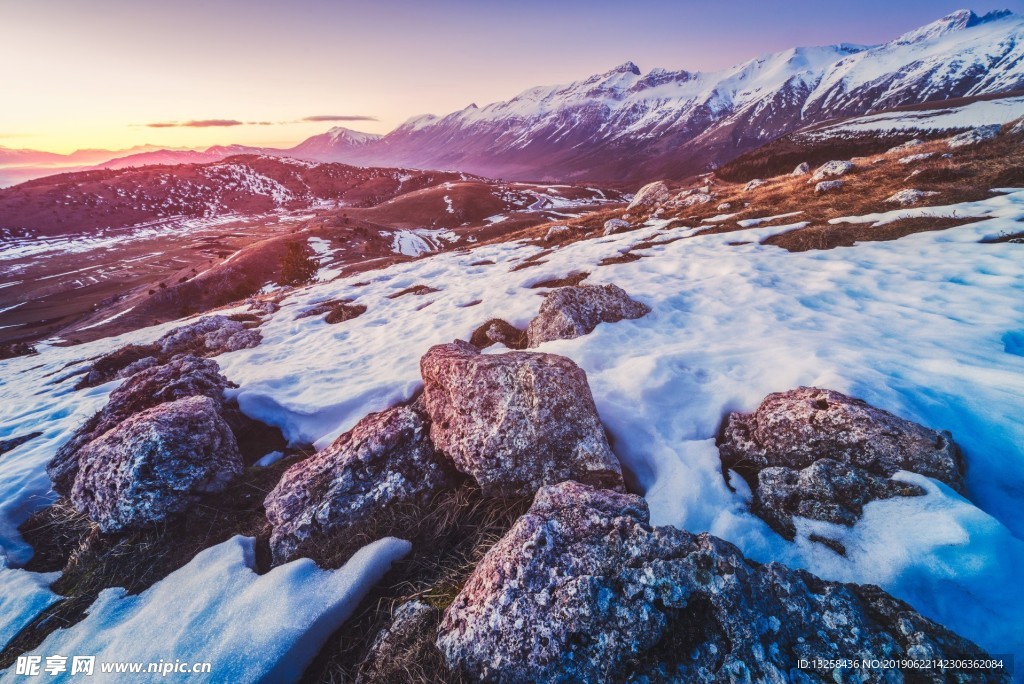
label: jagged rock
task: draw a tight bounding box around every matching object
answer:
[469,318,528,350]
[678,192,713,207]
[156,315,262,358]
[265,402,456,564]
[886,189,940,206]
[791,161,810,176]
[75,343,162,388]
[50,356,234,496]
[809,160,854,182]
[898,152,935,164]
[744,178,766,191]
[626,181,672,210]
[719,387,963,539]
[544,225,572,242]
[948,124,1000,148]
[419,341,623,496]
[356,600,444,683]
[437,481,1005,683]
[526,284,649,347]
[888,138,924,153]
[814,179,845,193]
[602,218,631,236]
[1010,118,1024,137]
[70,396,243,532]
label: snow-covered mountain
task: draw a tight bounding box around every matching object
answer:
[320,9,1024,182]
[285,127,383,162]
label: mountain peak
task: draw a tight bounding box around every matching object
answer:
[609,61,641,76]
[893,8,1017,45]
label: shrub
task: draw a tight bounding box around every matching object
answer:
[278,241,319,286]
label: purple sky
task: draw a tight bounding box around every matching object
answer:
[2,0,1015,152]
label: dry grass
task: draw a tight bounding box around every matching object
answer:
[762,216,987,252]
[468,319,528,350]
[387,285,440,299]
[528,272,590,289]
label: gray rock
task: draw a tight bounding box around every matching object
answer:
[626,181,672,210]
[719,387,963,539]
[947,125,1000,149]
[420,340,623,496]
[156,315,261,358]
[791,161,810,176]
[437,481,1005,683]
[715,202,733,211]
[814,179,845,193]
[744,178,766,191]
[898,152,935,165]
[887,138,924,153]
[70,396,242,532]
[526,284,650,347]
[886,189,939,206]
[356,600,444,684]
[809,160,854,182]
[50,356,234,496]
[544,225,572,242]
[602,218,632,236]
[265,402,456,564]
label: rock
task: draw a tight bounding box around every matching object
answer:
[651,208,665,218]
[156,315,262,358]
[246,298,280,316]
[602,218,631,236]
[544,225,571,242]
[948,124,1000,148]
[0,432,42,457]
[678,192,712,207]
[814,179,844,193]
[526,284,649,347]
[50,356,234,496]
[718,387,963,539]
[356,600,444,683]
[325,303,367,324]
[898,152,935,164]
[437,481,1002,683]
[888,138,924,153]
[886,189,940,206]
[70,396,243,532]
[626,181,672,210]
[809,160,854,182]
[715,202,732,211]
[469,318,528,350]
[1011,118,1024,137]
[791,161,810,176]
[419,340,623,496]
[75,343,162,388]
[265,402,456,564]
[744,178,766,191]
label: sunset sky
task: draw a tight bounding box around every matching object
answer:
[2,0,1012,154]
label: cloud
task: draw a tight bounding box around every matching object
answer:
[302,115,378,122]
[146,119,245,128]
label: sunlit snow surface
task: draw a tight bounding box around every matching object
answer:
[1,190,1023,670]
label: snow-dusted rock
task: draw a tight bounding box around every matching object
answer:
[887,138,924,153]
[265,402,456,564]
[602,218,632,236]
[814,179,845,193]
[791,161,810,176]
[626,181,672,210]
[719,387,964,539]
[70,395,242,532]
[809,160,854,182]
[437,481,998,682]
[419,341,623,496]
[947,124,1000,148]
[50,356,234,495]
[678,191,713,207]
[544,225,572,242]
[156,315,262,358]
[898,152,935,164]
[1011,118,1024,137]
[526,283,650,347]
[886,189,940,205]
[744,178,766,191]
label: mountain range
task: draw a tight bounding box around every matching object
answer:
[2,9,1022,186]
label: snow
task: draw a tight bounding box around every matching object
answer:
[75,306,135,332]
[0,565,59,651]
[811,96,1024,138]
[0,536,410,683]
[386,228,459,257]
[1,188,1023,666]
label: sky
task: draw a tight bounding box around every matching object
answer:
[2,0,1018,153]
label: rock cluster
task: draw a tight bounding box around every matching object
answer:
[436,481,1001,683]
[718,387,963,541]
[947,124,1000,148]
[526,284,649,347]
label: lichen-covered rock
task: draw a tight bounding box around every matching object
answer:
[719,387,964,540]
[744,178,766,191]
[526,284,650,347]
[75,343,162,388]
[437,481,1006,683]
[420,341,623,496]
[544,225,572,242]
[156,315,261,358]
[602,218,631,236]
[677,191,713,207]
[898,152,935,165]
[715,202,732,211]
[814,179,845,193]
[70,396,242,532]
[626,181,671,210]
[265,402,456,564]
[356,600,444,684]
[886,188,939,205]
[809,160,854,182]
[791,161,810,176]
[947,124,1000,148]
[50,356,234,495]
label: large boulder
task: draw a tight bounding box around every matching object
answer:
[626,181,671,211]
[718,387,963,540]
[264,402,457,564]
[602,218,631,236]
[419,341,623,496]
[156,315,261,357]
[50,356,234,495]
[809,160,854,182]
[69,396,243,532]
[947,124,1000,149]
[791,161,810,176]
[437,481,1005,683]
[526,284,649,347]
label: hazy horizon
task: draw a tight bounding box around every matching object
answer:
[2,0,1015,154]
